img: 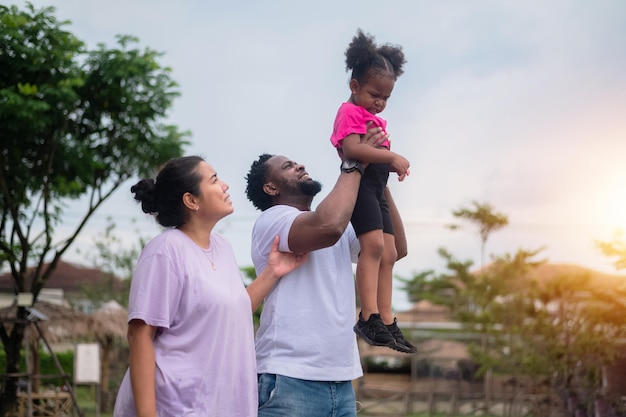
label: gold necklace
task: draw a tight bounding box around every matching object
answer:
[205,247,216,271]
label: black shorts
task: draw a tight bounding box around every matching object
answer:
[351,163,394,236]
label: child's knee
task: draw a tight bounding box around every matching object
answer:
[382,245,397,266]
[359,233,385,259]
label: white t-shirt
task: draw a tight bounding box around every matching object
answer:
[114,228,257,417]
[251,205,363,381]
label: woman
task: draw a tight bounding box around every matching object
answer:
[113,156,307,417]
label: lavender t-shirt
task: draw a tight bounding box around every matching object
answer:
[113,229,257,417]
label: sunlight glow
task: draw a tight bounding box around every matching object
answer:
[604,178,626,232]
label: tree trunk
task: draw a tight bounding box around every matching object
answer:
[101,336,112,393]
[31,338,41,393]
[0,316,26,416]
[99,337,113,413]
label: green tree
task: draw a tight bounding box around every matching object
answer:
[529,272,626,394]
[0,4,188,411]
[461,250,626,414]
[398,248,475,311]
[449,201,509,268]
[77,217,148,309]
[401,248,543,371]
[241,266,264,326]
[595,230,626,271]
[401,248,626,414]
[456,248,545,378]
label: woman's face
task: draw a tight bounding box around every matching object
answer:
[194,161,234,221]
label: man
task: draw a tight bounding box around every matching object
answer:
[245,128,407,417]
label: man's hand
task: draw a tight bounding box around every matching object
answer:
[359,121,389,149]
[344,121,389,169]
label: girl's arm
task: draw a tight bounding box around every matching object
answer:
[128,319,158,417]
[286,126,386,253]
[246,235,308,311]
[385,186,408,260]
[341,133,410,180]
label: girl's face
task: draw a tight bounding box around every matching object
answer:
[350,72,395,115]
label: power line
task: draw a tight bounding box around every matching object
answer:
[403,221,622,233]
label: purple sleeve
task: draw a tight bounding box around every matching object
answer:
[127,252,181,329]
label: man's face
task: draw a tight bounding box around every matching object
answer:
[265,155,322,197]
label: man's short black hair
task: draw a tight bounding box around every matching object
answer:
[245,153,274,211]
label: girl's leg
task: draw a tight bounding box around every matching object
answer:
[377,232,397,325]
[355,230,385,320]
[354,230,395,348]
[378,232,418,353]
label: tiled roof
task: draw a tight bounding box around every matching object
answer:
[0,260,124,293]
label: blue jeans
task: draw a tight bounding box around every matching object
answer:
[257,373,356,417]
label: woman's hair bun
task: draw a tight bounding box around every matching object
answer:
[131,179,158,214]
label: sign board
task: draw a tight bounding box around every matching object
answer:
[74,343,101,384]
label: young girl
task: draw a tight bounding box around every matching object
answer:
[330,29,416,353]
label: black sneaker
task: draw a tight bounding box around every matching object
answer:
[354,313,396,348]
[387,318,418,353]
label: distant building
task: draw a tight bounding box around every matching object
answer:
[0,260,126,313]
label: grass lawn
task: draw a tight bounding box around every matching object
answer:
[75,386,113,417]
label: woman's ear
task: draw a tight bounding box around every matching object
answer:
[182,192,197,210]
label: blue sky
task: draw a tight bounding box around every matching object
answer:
[18,0,626,309]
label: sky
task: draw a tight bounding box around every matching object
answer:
[16,0,626,310]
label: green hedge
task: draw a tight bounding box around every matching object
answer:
[0,349,74,388]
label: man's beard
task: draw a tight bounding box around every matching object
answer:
[299,180,322,196]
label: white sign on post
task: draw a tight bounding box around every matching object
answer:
[74,343,101,384]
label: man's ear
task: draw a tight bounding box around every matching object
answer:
[263,183,279,196]
[349,79,360,95]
